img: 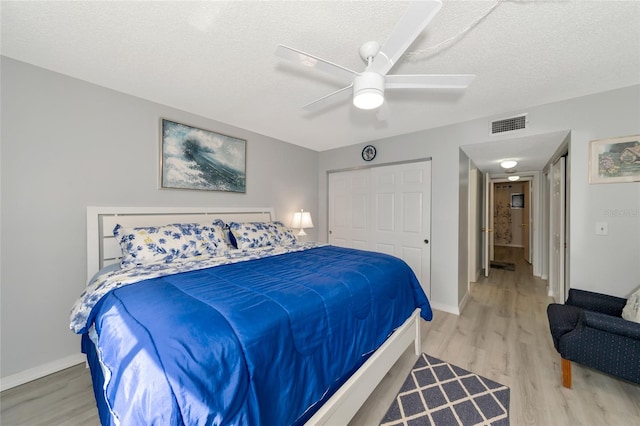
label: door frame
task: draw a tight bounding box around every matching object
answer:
[549,156,567,302]
[480,173,541,277]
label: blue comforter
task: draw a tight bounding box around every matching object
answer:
[84,245,431,425]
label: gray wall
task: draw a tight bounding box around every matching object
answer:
[458,149,469,305]
[2,54,638,382]
[319,85,640,313]
[465,162,483,284]
[0,57,319,378]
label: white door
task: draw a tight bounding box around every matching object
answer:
[371,162,431,297]
[523,181,531,263]
[328,161,432,297]
[482,173,491,277]
[328,170,370,250]
[550,157,566,302]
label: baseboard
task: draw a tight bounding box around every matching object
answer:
[430,301,460,316]
[458,291,470,314]
[0,353,85,392]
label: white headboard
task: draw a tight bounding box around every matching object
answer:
[86,206,274,281]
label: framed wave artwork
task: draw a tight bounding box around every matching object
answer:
[160,119,246,193]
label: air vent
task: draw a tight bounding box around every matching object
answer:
[490,114,527,134]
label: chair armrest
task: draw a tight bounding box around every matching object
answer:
[583,311,640,340]
[566,288,627,316]
[547,304,584,351]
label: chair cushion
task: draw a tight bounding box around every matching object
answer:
[566,288,627,316]
[622,287,640,323]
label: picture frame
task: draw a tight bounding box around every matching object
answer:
[511,193,524,209]
[589,135,640,184]
[160,119,246,193]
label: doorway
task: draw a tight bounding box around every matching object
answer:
[463,130,570,291]
[492,179,532,268]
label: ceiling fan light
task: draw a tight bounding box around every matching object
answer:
[508,175,520,181]
[353,72,385,110]
[500,160,518,169]
[353,89,384,110]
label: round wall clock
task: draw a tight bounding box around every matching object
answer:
[362,145,376,162]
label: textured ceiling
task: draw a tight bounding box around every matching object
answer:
[2,1,639,155]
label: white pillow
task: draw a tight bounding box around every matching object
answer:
[622,287,640,323]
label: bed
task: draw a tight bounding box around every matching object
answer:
[71,206,432,425]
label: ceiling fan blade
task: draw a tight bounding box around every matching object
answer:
[369,0,443,75]
[275,44,358,83]
[303,84,354,112]
[385,74,475,89]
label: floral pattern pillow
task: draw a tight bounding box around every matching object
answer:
[270,221,297,246]
[114,223,209,269]
[200,219,231,255]
[228,222,275,249]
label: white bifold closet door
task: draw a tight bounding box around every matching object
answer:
[328,161,431,297]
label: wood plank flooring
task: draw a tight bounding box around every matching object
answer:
[350,247,640,426]
[1,361,100,426]
[2,247,639,425]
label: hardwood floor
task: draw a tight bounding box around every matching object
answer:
[2,246,639,425]
[0,361,99,426]
[351,247,640,426]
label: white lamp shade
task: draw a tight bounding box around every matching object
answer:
[353,72,385,110]
[500,160,518,169]
[291,210,313,236]
[353,89,384,110]
[507,175,520,181]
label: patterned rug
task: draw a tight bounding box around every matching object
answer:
[380,354,510,426]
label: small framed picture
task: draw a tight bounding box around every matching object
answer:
[511,193,524,209]
[589,135,640,184]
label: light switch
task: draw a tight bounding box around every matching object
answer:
[596,222,608,236]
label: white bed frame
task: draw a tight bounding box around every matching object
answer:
[86,206,422,425]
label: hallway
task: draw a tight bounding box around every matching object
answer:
[493,245,530,271]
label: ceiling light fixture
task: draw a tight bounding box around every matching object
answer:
[500,160,518,169]
[353,72,385,110]
[508,176,520,181]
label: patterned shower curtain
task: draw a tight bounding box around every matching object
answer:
[494,188,512,245]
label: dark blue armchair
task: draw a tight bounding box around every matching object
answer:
[547,288,640,388]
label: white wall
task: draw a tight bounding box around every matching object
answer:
[0,57,319,381]
[319,84,640,312]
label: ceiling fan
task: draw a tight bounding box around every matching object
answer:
[275,0,475,112]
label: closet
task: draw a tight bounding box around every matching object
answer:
[328,160,432,297]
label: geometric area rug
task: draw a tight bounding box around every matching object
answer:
[380,354,510,426]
